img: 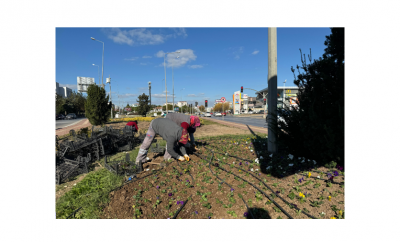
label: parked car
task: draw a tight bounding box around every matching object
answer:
[205,112,211,117]
[248,111,253,114]
[200,113,205,117]
[221,112,226,116]
[214,112,222,117]
[66,113,77,119]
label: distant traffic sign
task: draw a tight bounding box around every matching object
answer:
[221,97,226,103]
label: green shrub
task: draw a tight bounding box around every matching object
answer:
[278,28,344,167]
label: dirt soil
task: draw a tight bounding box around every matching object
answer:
[101,145,344,219]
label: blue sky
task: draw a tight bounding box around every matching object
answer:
[56,27,332,107]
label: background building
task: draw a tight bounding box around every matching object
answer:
[256,86,299,110]
[176,101,187,107]
[55,82,72,98]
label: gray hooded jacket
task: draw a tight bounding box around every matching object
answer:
[151,118,187,159]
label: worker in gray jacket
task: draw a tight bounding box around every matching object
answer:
[165,113,201,156]
[135,118,190,170]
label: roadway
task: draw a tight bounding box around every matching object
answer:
[208,114,267,128]
[56,117,87,130]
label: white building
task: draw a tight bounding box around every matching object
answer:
[55,82,72,98]
[176,101,188,107]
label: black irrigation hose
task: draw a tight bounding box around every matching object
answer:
[227,164,316,219]
[66,207,82,219]
[193,151,255,219]
[214,163,294,219]
[172,195,192,219]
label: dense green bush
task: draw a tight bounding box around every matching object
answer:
[278,28,344,167]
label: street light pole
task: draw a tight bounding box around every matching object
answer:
[92,64,100,86]
[172,56,179,113]
[148,81,152,109]
[164,51,180,113]
[91,37,105,89]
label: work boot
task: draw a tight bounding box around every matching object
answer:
[136,160,144,173]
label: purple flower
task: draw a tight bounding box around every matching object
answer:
[231,188,234,192]
[168,193,173,197]
[244,212,248,217]
[239,162,242,165]
[276,191,280,194]
[195,211,198,215]
[333,171,339,177]
[298,179,302,183]
[208,216,211,219]
[167,218,170,219]
[156,186,160,189]
[157,196,159,199]
[327,173,332,179]
[245,162,249,165]
[180,173,182,175]
[258,173,261,176]
[186,179,189,182]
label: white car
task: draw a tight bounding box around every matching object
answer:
[205,112,211,117]
[214,112,222,117]
[248,111,253,114]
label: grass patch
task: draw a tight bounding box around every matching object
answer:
[56,168,124,219]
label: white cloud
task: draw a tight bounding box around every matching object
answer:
[156,49,197,68]
[188,65,203,69]
[124,57,139,61]
[59,84,77,90]
[102,28,188,46]
[232,46,244,60]
[187,94,196,97]
[152,93,176,98]
[252,50,260,55]
[142,56,152,58]
[140,63,148,65]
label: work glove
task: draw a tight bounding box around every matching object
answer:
[184,154,190,161]
[192,145,199,151]
[178,156,185,162]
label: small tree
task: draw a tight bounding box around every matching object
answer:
[199,105,205,112]
[137,93,151,116]
[85,84,111,125]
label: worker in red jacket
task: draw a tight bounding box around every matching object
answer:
[126,121,138,132]
[165,113,201,155]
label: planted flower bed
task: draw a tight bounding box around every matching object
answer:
[99,135,344,219]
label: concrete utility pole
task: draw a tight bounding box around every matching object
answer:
[268,27,278,153]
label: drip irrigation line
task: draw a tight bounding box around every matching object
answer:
[213,163,293,219]
[66,207,82,219]
[227,163,316,219]
[193,151,254,219]
[172,195,192,219]
[204,145,344,182]
[309,175,344,185]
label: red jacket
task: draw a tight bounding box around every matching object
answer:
[126,121,138,131]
